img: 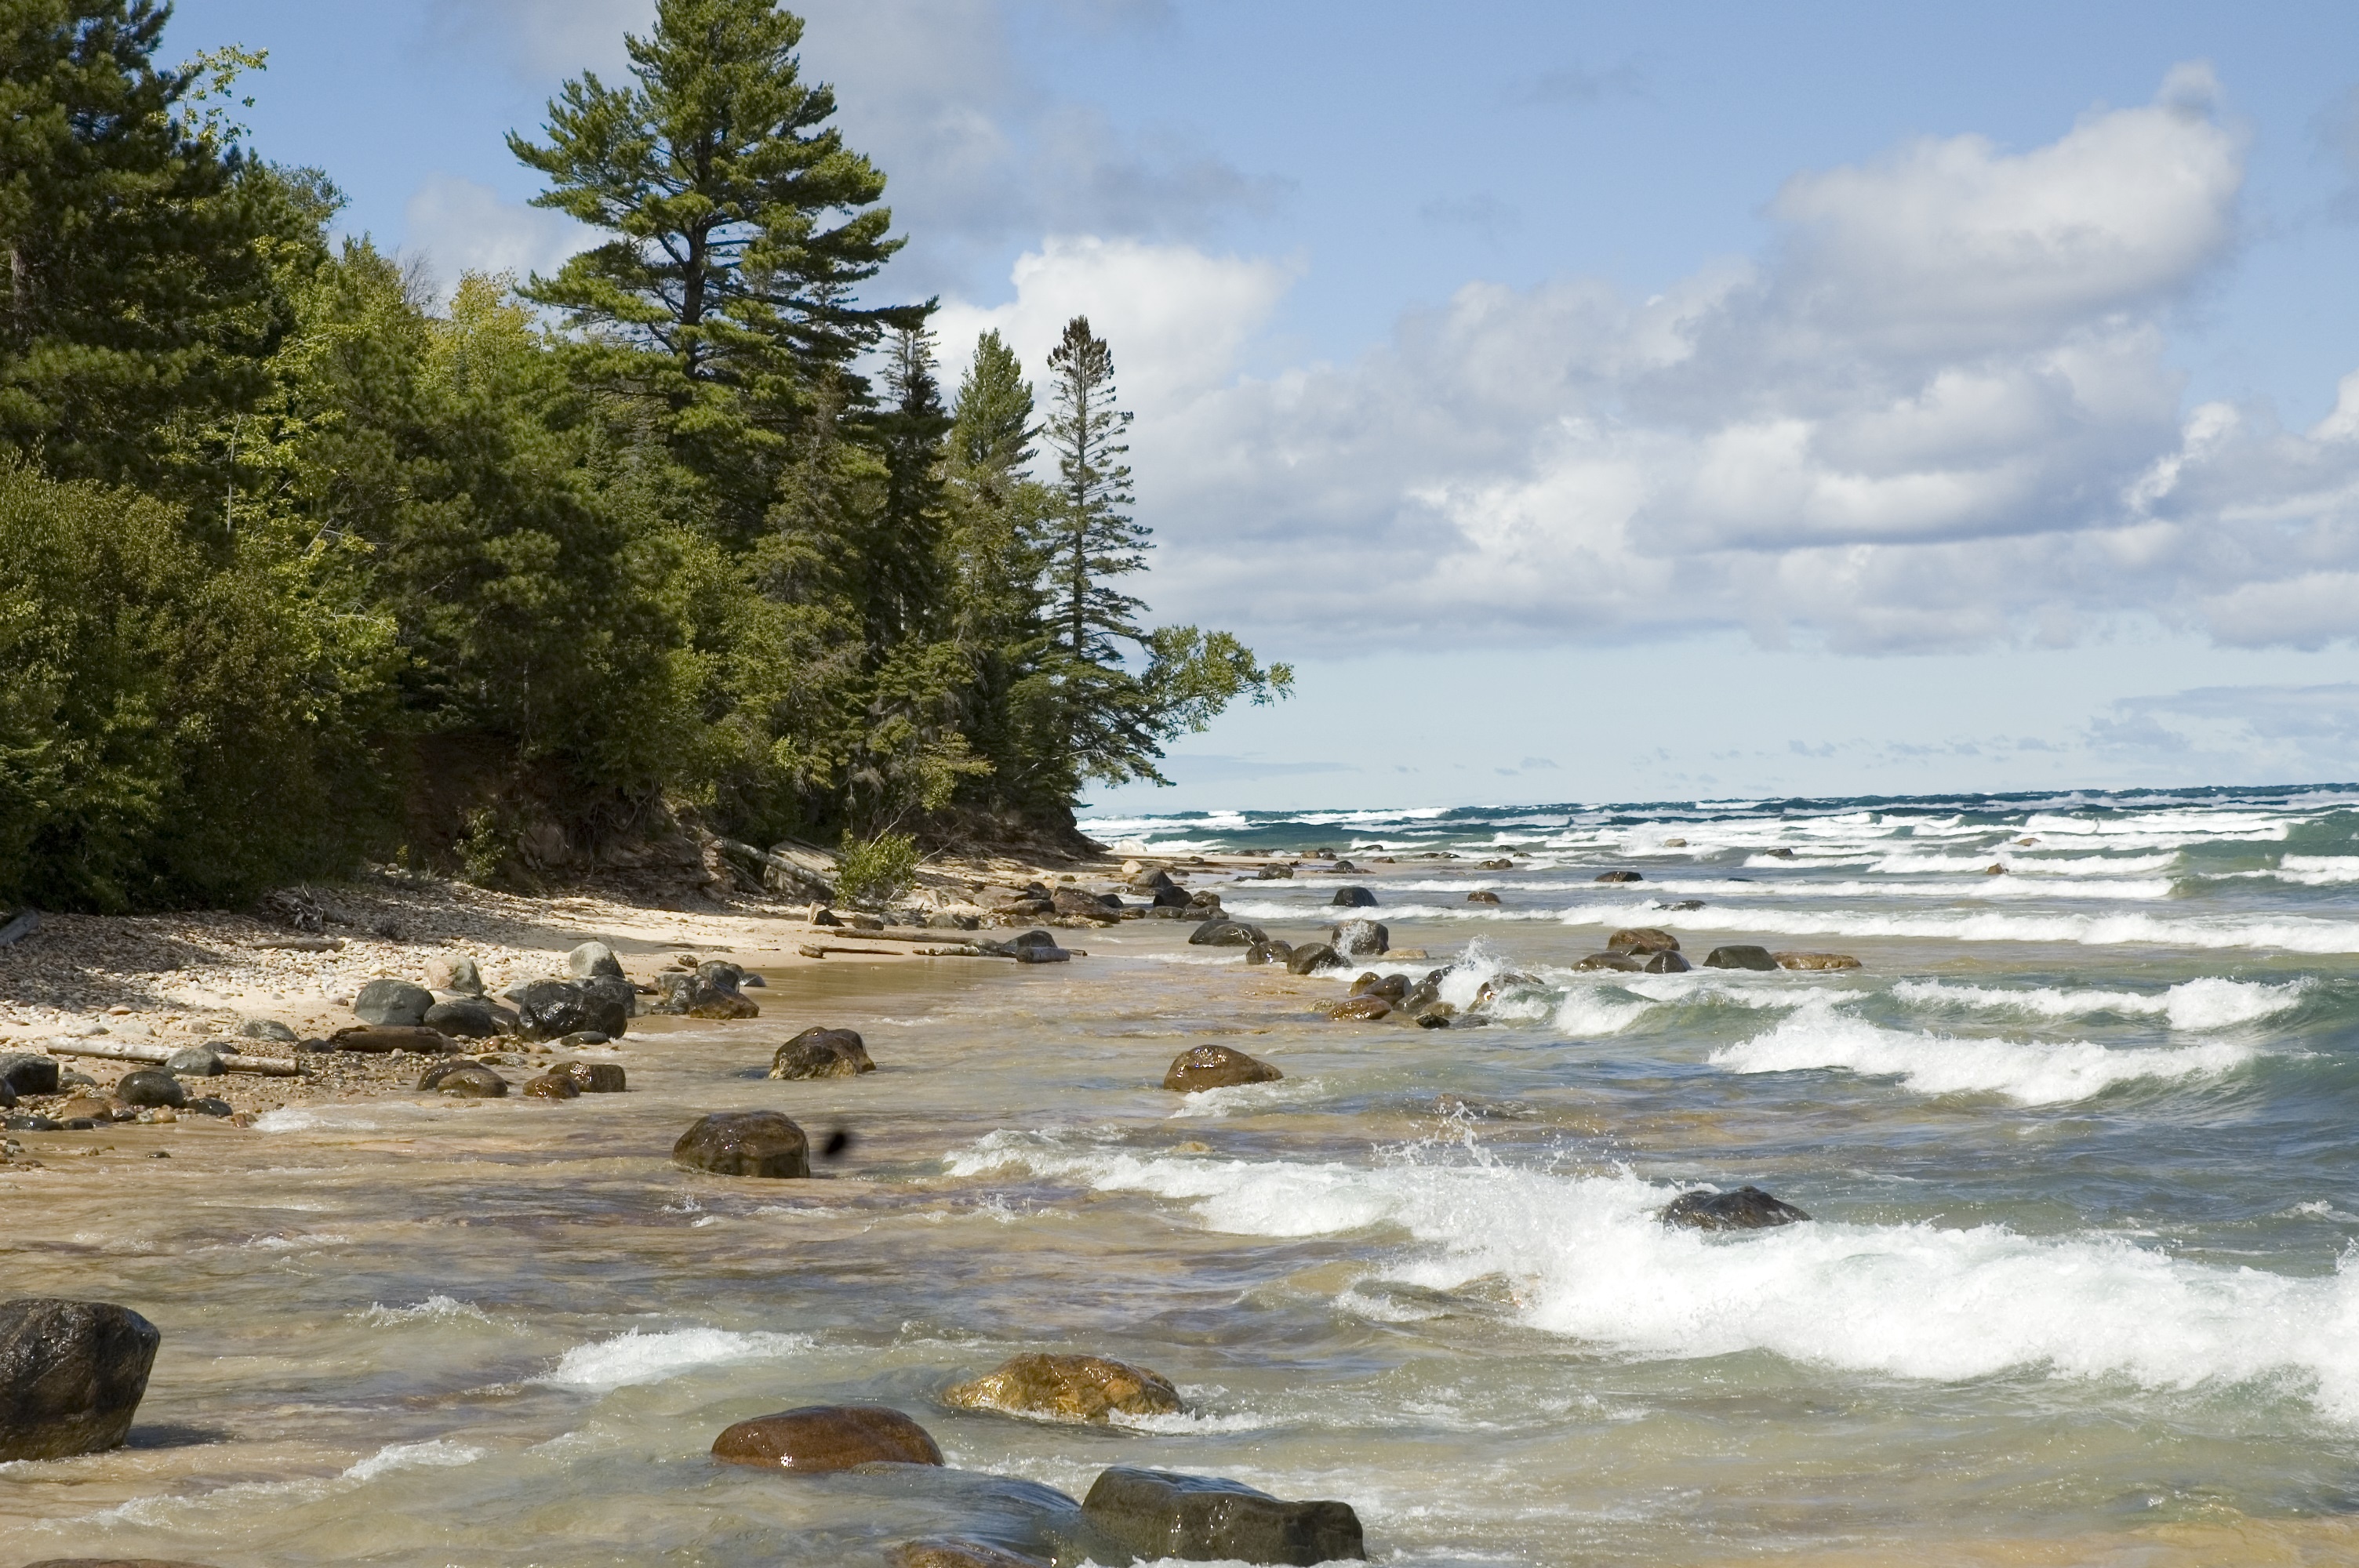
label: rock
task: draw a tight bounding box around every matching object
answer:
[929,911,983,930]
[419,1061,507,1097]
[1607,927,1680,954]
[1252,863,1295,880]
[1186,890,1223,909]
[1329,886,1378,908]
[1467,890,1501,905]
[1129,867,1177,893]
[1703,946,1779,971]
[1189,919,1268,948]
[1574,952,1643,972]
[811,906,845,927]
[1149,884,1192,909]
[711,1403,943,1472]
[559,1030,611,1047]
[521,1070,581,1100]
[1323,996,1390,1021]
[1285,943,1344,975]
[1163,1045,1282,1092]
[892,1539,1050,1568]
[650,967,761,1020]
[770,1027,875,1080]
[0,1081,13,1109]
[1661,837,1688,848]
[112,1071,185,1109]
[237,1018,298,1044]
[515,978,633,1039]
[1329,919,1389,957]
[1414,1009,1455,1029]
[1052,887,1122,920]
[1659,899,1707,912]
[1985,862,2008,875]
[1774,951,1863,971]
[352,978,434,1028]
[1659,1185,1811,1230]
[674,1111,810,1178]
[330,1025,460,1054]
[1645,950,1692,973]
[1081,1466,1366,1566]
[1766,847,1796,860]
[0,1298,161,1461]
[185,1097,232,1117]
[423,998,504,1039]
[0,1054,61,1096]
[566,940,624,979]
[162,1047,225,1077]
[1012,941,1071,964]
[552,1060,627,1093]
[943,1352,1181,1424]
[423,954,484,996]
[1242,940,1293,966]
[1348,972,1410,1002]
[1594,870,1644,884]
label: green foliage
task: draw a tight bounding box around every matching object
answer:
[834,828,918,909]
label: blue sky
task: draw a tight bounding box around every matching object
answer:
[169,1,2359,812]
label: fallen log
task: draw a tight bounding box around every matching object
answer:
[38,1037,303,1076]
[250,936,342,952]
[0,909,40,948]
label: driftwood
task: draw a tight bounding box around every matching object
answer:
[0,909,40,948]
[38,1037,302,1076]
[716,837,835,899]
[249,936,343,953]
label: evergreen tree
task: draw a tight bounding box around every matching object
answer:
[867,323,950,652]
[1043,315,1148,664]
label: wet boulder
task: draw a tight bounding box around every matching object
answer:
[0,1298,162,1461]
[1081,1466,1366,1566]
[650,965,760,1020]
[1703,946,1779,972]
[1252,862,1295,880]
[1242,940,1294,967]
[1594,869,1644,884]
[1574,952,1643,972]
[1643,950,1691,974]
[566,940,625,980]
[419,1061,507,1097]
[1188,918,1267,948]
[352,978,434,1028]
[1285,943,1344,976]
[1149,884,1192,909]
[112,1071,185,1109]
[711,1403,944,1472]
[1317,996,1390,1022]
[1607,927,1679,954]
[1660,1185,1810,1230]
[520,1070,581,1101]
[0,1054,61,1096]
[892,1540,1050,1568]
[943,1352,1181,1424]
[516,977,633,1038]
[674,1111,811,1178]
[1466,890,1501,905]
[1329,919,1389,957]
[1329,886,1378,908]
[1774,951,1863,971]
[1128,867,1177,893]
[770,1027,875,1080]
[1163,1045,1282,1093]
[1348,973,1410,1003]
[1478,857,1514,871]
[552,1060,627,1093]
[330,1025,460,1054]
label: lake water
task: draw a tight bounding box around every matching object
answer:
[9,785,2359,1566]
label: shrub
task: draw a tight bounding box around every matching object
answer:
[834,829,918,909]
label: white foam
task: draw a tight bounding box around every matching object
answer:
[946,1135,2359,1421]
[1550,991,1655,1036]
[1536,902,2359,955]
[342,1438,485,1482]
[1891,977,2308,1031]
[362,1294,491,1325]
[536,1327,812,1389]
[1708,1000,2264,1104]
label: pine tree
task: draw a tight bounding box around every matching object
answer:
[1043,315,1148,665]
[867,323,949,652]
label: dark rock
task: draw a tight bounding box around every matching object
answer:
[238,1018,299,1044]
[1774,951,1863,971]
[710,1403,943,1472]
[1703,946,1779,971]
[559,1030,611,1047]
[892,1539,1049,1568]
[330,1025,460,1054]
[929,912,983,930]
[3,1115,59,1131]
[1285,943,1344,976]
[0,1080,13,1109]
[112,1071,185,1109]
[1320,996,1390,1021]
[352,978,434,1028]
[1252,863,1295,880]
[0,1054,61,1096]
[1594,870,1644,884]
[419,1061,507,1097]
[1242,940,1294,966]
[770,1027,875,1080]
[1607,927,1679,954]
[1189,919,1268,948]
[553,1060,627,1093]
[812,907,845,927]
[1186,890,1223,909]
[1766,847,1797,858]
[1012,942,1071,964]
[650,967,761,1020]
[1081,1465,1366,1566]
[1574,952,1643,972]
[1659,1185,1811,1230]
[1052,887,1122,920]
[1129,868,1177,893]
[1415,1011,1453,1029]
[1329,919,1389,957]
[521,1070,580,1100]
[184,1097,232,1117]
[674,1111,811,1178]
[1478,857,1514,870]
[162,1047,225,1077]
[1466,890,1501,905]
[1348,973,1409,1003]
[1329,886,1378,908]
[516,978,633,1038]
[1659,899,1707,912]
[1645,950,1692,974]
[566,940,624,980]
[423,999,503,1039]
[943,1352,1180,1423]
[1163,1045,1282,1093]
[1150,884,1192,909]
[0,1298,161,1461]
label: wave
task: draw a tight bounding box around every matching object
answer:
[343,1438,485,1482]
[361,1294,493,1325]
[1889,977,2310,1031]
[536,1327,813,1390]
[945,1135,2359,1421]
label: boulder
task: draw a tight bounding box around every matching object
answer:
[929,912,983,931]
[1322,996,1390,1022]
[423,998,503,1039]
[1703,946,1779,972]
[352,978,433,1028]
[1607,927,1679,954]
[1329,886,1378,908]
[1051,887,1121,920]
[1765,847,1797,859]
[770,1027,875,1080]
[650,967,761,1020]
[1129,868,1177,893]
[1163,1045,1282,1093]
[1081,1466,1366,1566]
[1594,870,1644,884]
[1188,919,1268,949]
[674,1111,810,1178]
[515,978,632,1039]
[1149,884,1192,909]
[1661,837,1688,848]
[184,1098,232,1118]
[0,1054,61,1097]
[566,940,625,980]
[1242,941,1294,967]
[892,1541,1049,1568]
[1478,857,1513,871]
[1774,952,1863,971]
[1574,952,1642,972]
[1659,1185,1810,1230]
[112,1071,185,1109]
[1466,890,1501,905]
[1186,890,1223,909]
[520,1071,580,1101]
[237,1018,298,1044]
[423,955,484,996]
[1644,950,1692,974]
[0,1298,161,1461]
[1252,863,1294,880]
[1329,919,1389,957]
[711,1403,943,1472]
[1348,973,1409,1002]
[1660,899,1707,912]
[419,1062,507,1098]
[1012,942,1071,964]
[330,1025,460,1054]
[162,1047,225,1077]
[943,1352,1180,1424]
[552,1060,627,1093]
[1285,943,1344,976]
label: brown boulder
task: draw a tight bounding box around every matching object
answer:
[674,1111,811,1178]
[1162,1045,1282,1093]
[1573,952,1642,972]
[0,1299,160,1461]
[892,1541,1049,1568]
[418,1061,507,1097]
[1773,951,1862,971]
[520,1071,580,1100]
[1607,927,1679,954]
[1466,890,1501,905]
[770,1027,875,1080]
[1703,946,1779,971]
[552,1060,627,1092]
[1320,996,1391,1021]
[943,1352,1180,1424]
[330,1025,460,1054]
[711,1403,943,1472]
[1594,870,1644,883]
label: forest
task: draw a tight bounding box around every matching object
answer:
[0,0,1290,913]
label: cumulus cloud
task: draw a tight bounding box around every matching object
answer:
[402,174,594,294]
[934,67,2359,656]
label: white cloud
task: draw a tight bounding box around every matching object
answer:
[401,174,593,294]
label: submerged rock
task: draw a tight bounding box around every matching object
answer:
[1702,946,1779,971]
[552,1060,627,1093]
[1573,952,1643,972]
[770,1027,875,1080]
[520,1070,580,1100]
[1285,943,1344,976]
[1466,890,1501,905]
[1329,919,1388,957]
[1643,950,1692,973]
[943,1352,1180,1424]
[1329,886,1378,908]
[1319,996,1390,1021]
[0,1298,161,1461]
[353,978,434,1028]
[892,1541,1050,1568]
[1242,940,1294,967]
[419,1061,507,1098]
[514,978,632,1040]
[1348,973,1409,1003]
[1774,951,1863,971]
[711,1403,944,1472]
[1081,1466,1366,1566]
[650,966,761,1020]
[1188,918,1268,948]
[1659,1185,1810,1230]
[1163,1045,1282,1093]
[674,1111,810,1178]
[1594,870,1643,884]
